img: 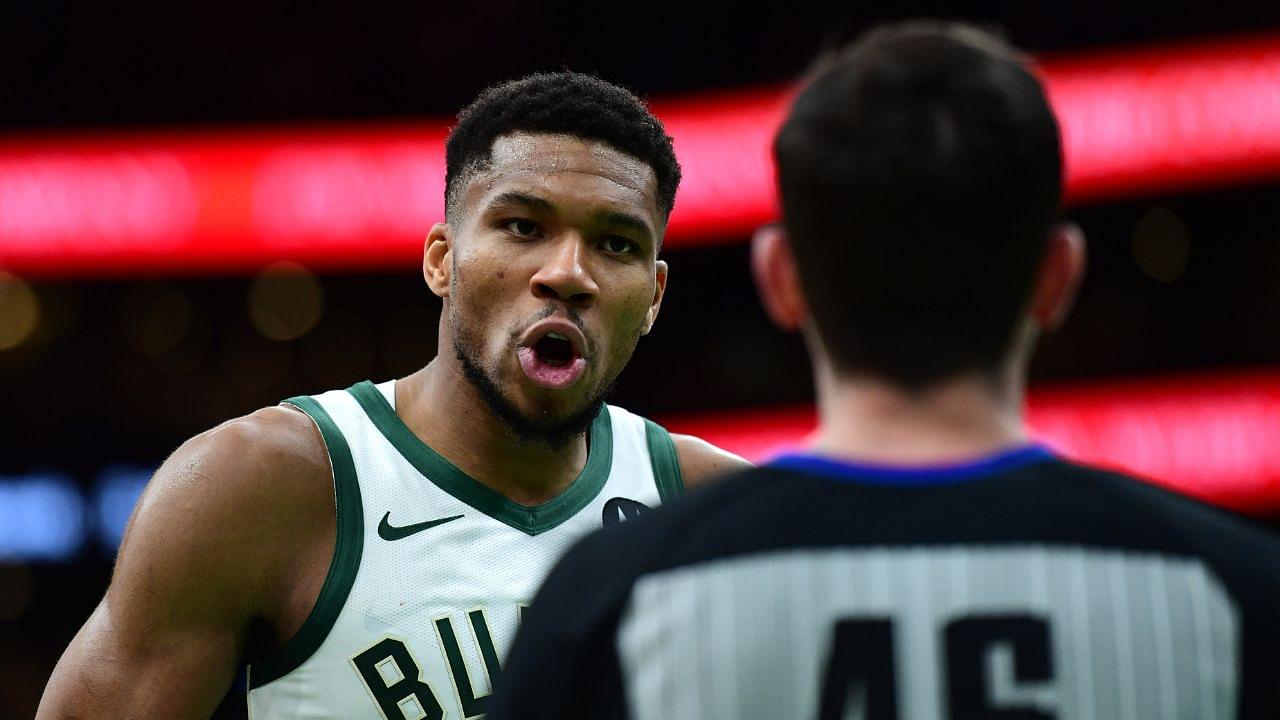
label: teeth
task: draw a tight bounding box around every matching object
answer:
[546,332,569,341]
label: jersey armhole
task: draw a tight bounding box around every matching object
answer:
[247,396,364,689]
[643,418,685,503]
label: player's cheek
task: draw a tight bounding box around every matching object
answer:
[456,293,510,370]
[625,276,658,334]
[605,285,656,356]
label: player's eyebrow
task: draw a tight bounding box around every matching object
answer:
[488,191,555,214]
[596,210,654,241]
[489,191,655,242]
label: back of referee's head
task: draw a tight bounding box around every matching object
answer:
[756,20,1082,391]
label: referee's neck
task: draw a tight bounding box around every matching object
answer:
[808,366,1028,466]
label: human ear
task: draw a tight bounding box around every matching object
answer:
[751,224,808,331]
[423,223,452,299]
[1031,221,1086,331]
[641,260,668,336]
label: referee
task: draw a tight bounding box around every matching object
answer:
[489,20,1280,720]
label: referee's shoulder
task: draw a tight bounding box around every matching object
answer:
[645,463,792,535]
[1038,458,1280,578]
[557,464,791,581]
[1046,460,1278,535]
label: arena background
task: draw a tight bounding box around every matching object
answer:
[4,3,1280,717]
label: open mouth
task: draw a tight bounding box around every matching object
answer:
[517,322,589,390]
[534,332,575,367]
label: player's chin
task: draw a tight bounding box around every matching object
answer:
[506,393,601,448]
[507,368,600,417]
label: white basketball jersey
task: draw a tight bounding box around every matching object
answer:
[246,379,684,720]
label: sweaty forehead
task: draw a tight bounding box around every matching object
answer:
[463,132,662,221]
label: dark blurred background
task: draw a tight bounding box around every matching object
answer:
[4,2,1280,718]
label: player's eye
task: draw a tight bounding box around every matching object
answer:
[504,219,541,237]
[600,236,637,255]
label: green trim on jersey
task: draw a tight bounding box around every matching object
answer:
[644,418,685,502]
[248,395,365,689]
[346,380,614,536]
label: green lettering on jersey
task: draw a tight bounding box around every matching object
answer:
[435,611,502,718]
[351,637,445,720]
[468,609,503,688]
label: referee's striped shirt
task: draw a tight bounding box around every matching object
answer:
[489,445,1280,720]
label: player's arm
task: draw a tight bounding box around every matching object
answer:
[673,433,752,489]
[36,407,330,719]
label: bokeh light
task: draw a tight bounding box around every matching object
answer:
[1132,206,1192,283]
[92,466,151,554]
[121,282,193,357]
[0,474,86,562]
[0,272,40,351]
[247,262,324,341]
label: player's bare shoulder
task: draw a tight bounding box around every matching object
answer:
[671,433,752,490]
[35,405,338,719]
[109,403,342,659]
[151,404,333,533]
[119,404,336,608]
[194,403,334,505]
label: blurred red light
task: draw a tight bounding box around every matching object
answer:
[661,369,1280,515]
[4,34,1280,276]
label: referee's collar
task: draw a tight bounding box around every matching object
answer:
[767,443,1056,487]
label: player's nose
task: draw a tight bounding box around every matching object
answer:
[530,235,599,307]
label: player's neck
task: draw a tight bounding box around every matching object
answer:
[396,359,589,506]
[809,363,1028,465]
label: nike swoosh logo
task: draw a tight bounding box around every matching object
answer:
[378,511,464,541]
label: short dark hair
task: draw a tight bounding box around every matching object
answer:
[774,21,1063,388]
[445,72,681,224]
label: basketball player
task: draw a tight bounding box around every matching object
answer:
[489,24,1280,719]
[37,73,749,720]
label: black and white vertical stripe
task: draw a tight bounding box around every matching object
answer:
[616,546,1239,720]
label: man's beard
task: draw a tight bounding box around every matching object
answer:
[452,322,621,452]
